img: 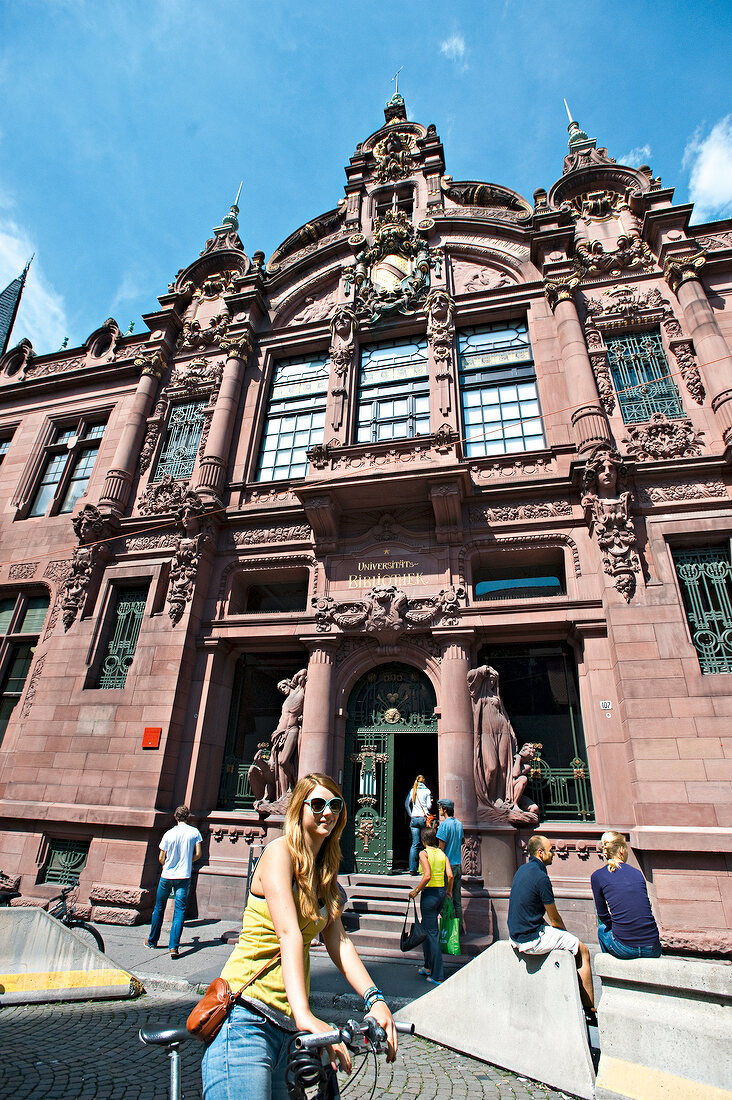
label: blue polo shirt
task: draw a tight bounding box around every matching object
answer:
[507,857,555,943]
[436,817,463,868]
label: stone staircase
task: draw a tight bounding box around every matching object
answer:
[337,872,492,963]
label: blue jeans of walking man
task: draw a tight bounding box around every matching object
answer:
[148,877,190,951]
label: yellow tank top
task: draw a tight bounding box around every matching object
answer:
[219,888,327,1016]
[425,846,446,887]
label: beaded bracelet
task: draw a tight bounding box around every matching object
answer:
[363,987,386,1012]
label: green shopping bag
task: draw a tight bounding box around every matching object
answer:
[439,895,460,955]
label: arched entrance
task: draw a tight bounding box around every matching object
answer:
[342,663,437,874]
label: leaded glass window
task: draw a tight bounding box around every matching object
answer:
[458,321,545,457]
[0,591,49,745]
[152,400,207,481]
[42,839,90,886]
[673,546,732,674]
[356,338,429,444]
[606,329,684,423]
[257,354,329,481]
[29,418,106,517]
[95,587,148,688]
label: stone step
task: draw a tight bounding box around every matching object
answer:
[339,925,491,961]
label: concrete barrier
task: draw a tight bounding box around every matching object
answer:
[0,908,139,1005]
[595,952,732,1100]
[394,941,595,1100]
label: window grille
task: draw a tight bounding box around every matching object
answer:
[257,355,329,481]
[606,329,684,423]
[29,419,106,516]
[42,839,90,886]
[673,546,732,674]
[95,588,148,688]
[152,401,207,481]
[458,321,545,457]
[356,339,430,444]
[0,591,49,745]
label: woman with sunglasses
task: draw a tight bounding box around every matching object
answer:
[202,773,397,1100]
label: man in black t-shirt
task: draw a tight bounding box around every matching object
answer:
[508,835,595,1019]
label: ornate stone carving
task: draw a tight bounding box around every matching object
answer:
[231,524,311,546]
[544,275,580,312]
[583,284,667,324]
[178,312,230,351]
[9,562,38,580]
[589,349,616,415]
[344,211,439,323]
[581,446,640,602]
[461,835,481,878]
[664,251,706,294]
[694,231,732,251]
[289,290,339,326]
[192,269,240,299]
[167,523,214,625]
[313,585,465,641]
[306,443,331,470]
[251,670,307,816]
[452,262,514,294]
[20,653,46,718]
[575,230,653,276]
[668,339,705,404]
[60,546,95,630]
[468,665,540,827]
[623,413,704,461]
[138,400,167,474]
[168,356,224,394]
[135,349,167,381]
[425,289,455,417]
[637,479,727,504]
[372,130,414,182]
[469,500,572,524]
[44,560,72,582]
[328,307,358,431]
[138,474,206,518]
[469,455,555,482]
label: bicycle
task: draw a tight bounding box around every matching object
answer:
[139,1015,414,1100]
[48,885,106,953]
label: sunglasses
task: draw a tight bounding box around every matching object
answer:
[304,796,344,815]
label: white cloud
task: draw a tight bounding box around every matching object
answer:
[683,115,732,223]
[111,270,143,311]
[440,33,467,68]
[619,143,652,168]
[0,219,68,354]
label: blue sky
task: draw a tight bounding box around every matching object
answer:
[1,0,731,354]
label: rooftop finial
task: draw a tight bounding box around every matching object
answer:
[234,180,243,208]
[384,71,407,123]
[222,183,242,232]
[392,66,403,96]
[563,98,574,124]
[564,102,592,152]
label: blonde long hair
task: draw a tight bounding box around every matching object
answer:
[411,775,426,805]
[601,830,628,872]
[284,773,347,924]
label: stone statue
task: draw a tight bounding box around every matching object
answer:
[254,669,307,815]
[582,446,640,602]
[468,665,540,826]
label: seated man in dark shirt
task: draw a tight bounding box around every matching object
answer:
[591,831,661,959]
[508,834,595,1019]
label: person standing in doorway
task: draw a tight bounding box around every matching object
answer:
[145,805,202,959]
[405,775,432,874]
[436,798,465,934]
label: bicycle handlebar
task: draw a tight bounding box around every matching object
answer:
[294,1018,414,1051]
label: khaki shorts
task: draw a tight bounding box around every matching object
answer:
[510,925,580,956]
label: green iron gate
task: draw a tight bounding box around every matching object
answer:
[343,664,437,874]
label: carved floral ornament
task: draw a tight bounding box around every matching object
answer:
[623,412,704,461]
[425,289,455,417]
[663,251,706,294]
[371,130,415,183]
[313,584,466,642]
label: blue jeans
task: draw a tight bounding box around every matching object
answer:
[409,817,426,872]
[148,876,190,950]
[597,921,661,959]
[420,886,446,982]
[202,1002,291,1100]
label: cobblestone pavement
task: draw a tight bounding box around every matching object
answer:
[0,989,570,1100]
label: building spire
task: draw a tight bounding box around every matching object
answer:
[0,256,32,357]
[221,182,243,233]
[563,101,595,153]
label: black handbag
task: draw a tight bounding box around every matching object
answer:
[400,896,427,951]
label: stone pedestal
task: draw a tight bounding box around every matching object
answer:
[435,632,477,828]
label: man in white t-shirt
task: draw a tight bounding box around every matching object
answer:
[145,805,202,959]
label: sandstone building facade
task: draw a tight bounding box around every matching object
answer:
[0,97,731,951]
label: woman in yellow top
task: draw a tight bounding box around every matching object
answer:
[408,825,453,985]
[202,773,397,1100]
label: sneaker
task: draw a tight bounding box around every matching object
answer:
[170,948,181,959]
[144,939,158,949]
[425,977,443,985]
[417,967,429,976]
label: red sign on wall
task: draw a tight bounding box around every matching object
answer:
[142,727,162,749]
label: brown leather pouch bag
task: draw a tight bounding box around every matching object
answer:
[187,955,279,1042]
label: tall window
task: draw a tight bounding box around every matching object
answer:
[357,338,430,444]
[0,591,49,745]
[458,321,544,457]
[0,434,13,466]
[673,546,732,674]
[257,354,329,481]
[152,400,207,481]
[606,329,684,423]
[95,587,148,688]
[29,419,106,516]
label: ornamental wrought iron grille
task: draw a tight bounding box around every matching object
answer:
[673,546,732,674]
[527,753,594,822]
[605,329,684,424]
[42,838,90,885]
[152,400,207,481]
[343,664,437,874]
[96,588,148,688]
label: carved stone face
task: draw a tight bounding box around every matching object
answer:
[597,455,618,495]
[333,314,352,339]
[430,293,449,321]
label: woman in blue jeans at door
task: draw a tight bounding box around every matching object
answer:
[201,774,397,1100]
[591,831,662,959]
[405,775,432,873]
[409,826,453,984]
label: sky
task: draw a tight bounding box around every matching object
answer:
[1,0,731,355]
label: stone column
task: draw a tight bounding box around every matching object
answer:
[297,638,338,779]
[545,278,611,453]
[99,352,166,513]
[665,254,732,445]
[434,631,477,828]
[194,337,251,503]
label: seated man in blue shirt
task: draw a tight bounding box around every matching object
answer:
[508,834,596,1020]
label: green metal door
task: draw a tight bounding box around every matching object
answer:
[343,664,437,874]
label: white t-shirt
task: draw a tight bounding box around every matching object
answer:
[160,821,202,879]
[409,783,432,820]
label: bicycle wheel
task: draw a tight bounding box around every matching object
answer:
[67,920,105,953]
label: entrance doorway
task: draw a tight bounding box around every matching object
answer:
[343,663,437,874]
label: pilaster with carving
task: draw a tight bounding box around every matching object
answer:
[581,446,640,602]
[60,505,115,630]
[327,307,358,437]
[425,289,455,418]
